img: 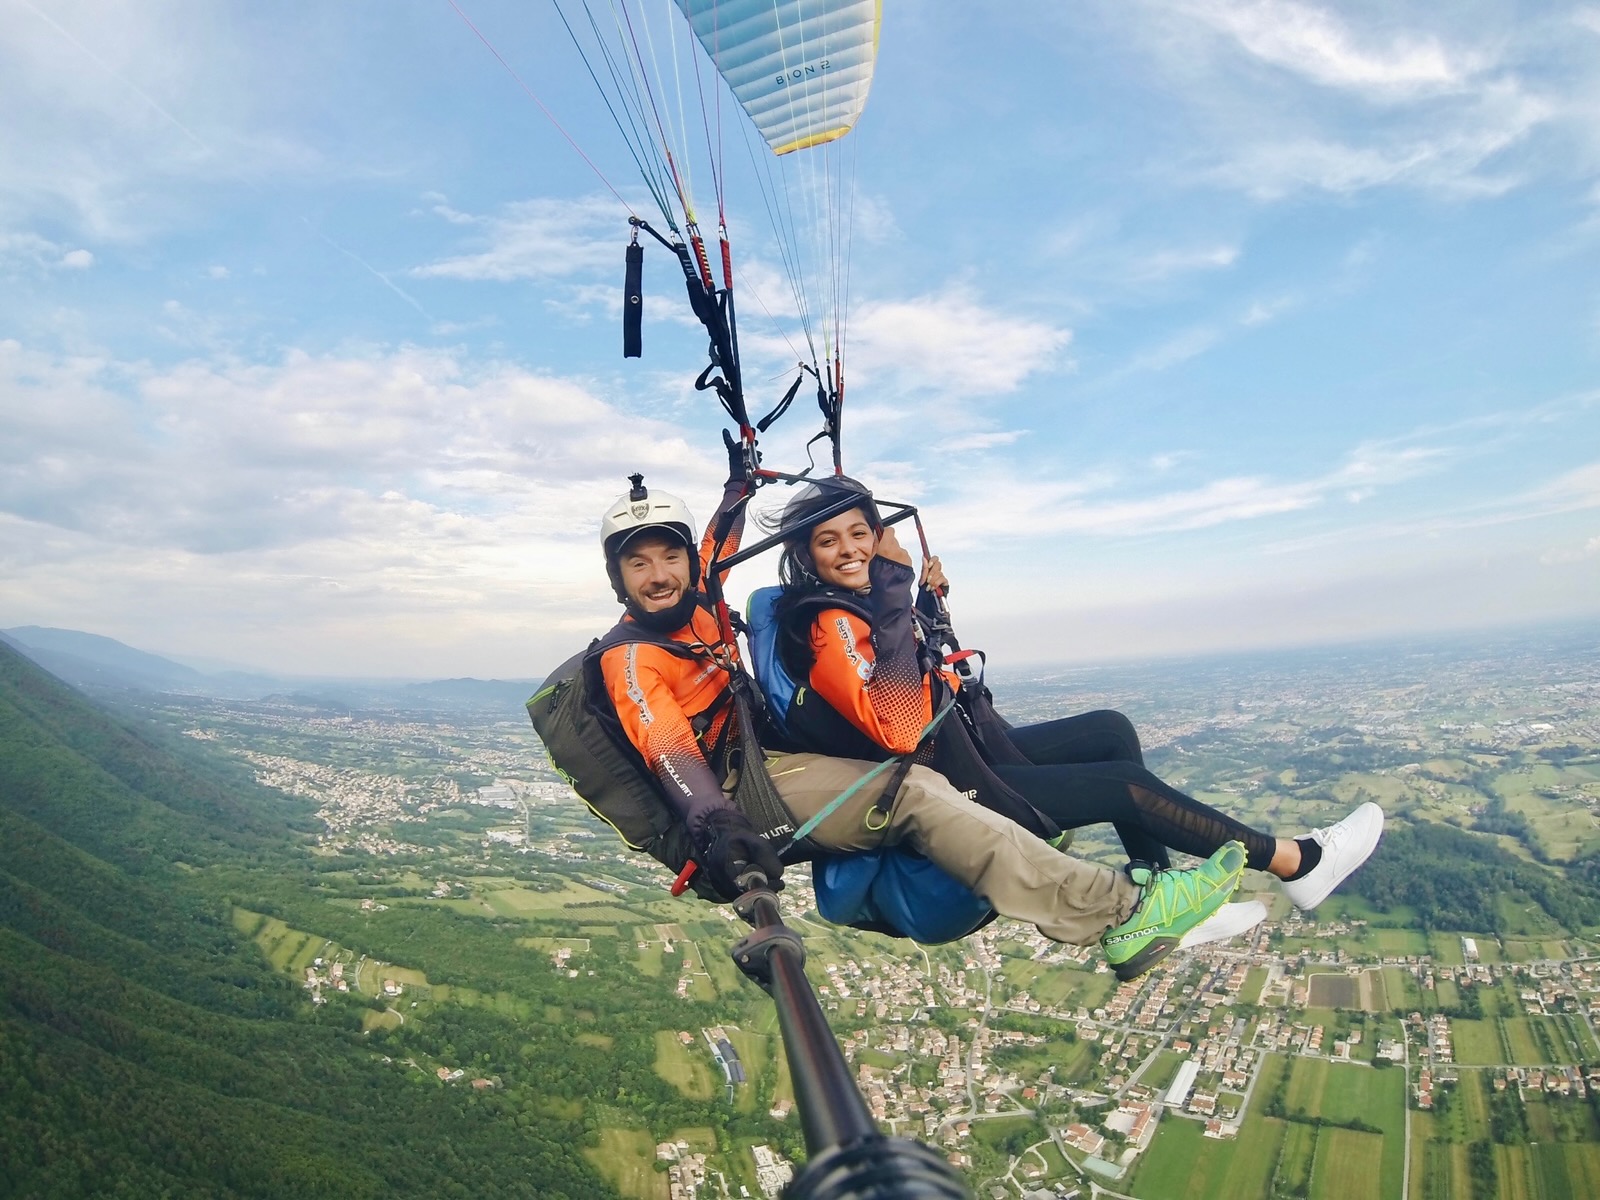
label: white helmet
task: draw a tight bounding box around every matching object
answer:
[600,474,699,600]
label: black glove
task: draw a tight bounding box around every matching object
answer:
[723,428,755,483]
[698,808,784,899]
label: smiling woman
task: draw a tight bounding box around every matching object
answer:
[757,473,1386,917]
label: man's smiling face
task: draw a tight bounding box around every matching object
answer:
[618,531,693,613]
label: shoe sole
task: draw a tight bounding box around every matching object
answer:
[1179,900,1268,949]
[1109,937,1179,982]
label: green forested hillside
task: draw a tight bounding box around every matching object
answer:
[1348,818,1600,934]
[0,642,610,1199]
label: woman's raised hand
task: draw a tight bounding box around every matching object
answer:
[921,555,949,595]
[875,523,914,566]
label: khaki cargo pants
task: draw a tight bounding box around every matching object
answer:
[764,752,1139,946]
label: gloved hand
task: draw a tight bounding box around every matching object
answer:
[723,428,756,483]
[697,807,784,899]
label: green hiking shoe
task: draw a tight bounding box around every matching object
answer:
[1100,841,1248,982]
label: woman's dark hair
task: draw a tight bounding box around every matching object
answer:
[759,475,881,679]
[760,474,882,592]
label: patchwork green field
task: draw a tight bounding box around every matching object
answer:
[1371,927,1431,956]
[1281,1057,1406,1198]
[653,1030,716,1100]
[1495,1142,1600,1200]
[1002,959,1117,1011]
[1128,1105,1286,1200]
[1381,966,1423,1012]
[1310,1127,1385,1200]
[1410,1066,1600,1200]
[1450,1018,1505,1065]
[584,1127,665,1200]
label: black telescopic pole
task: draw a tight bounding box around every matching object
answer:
[730,877,971,1200]
[733,888,877,1151]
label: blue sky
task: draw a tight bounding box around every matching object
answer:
[3,0,1599,678]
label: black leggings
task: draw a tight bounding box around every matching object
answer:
[996,710,1277,872]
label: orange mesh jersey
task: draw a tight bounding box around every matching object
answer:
[803,556,960,755]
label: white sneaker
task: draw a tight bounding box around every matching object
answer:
[1178,900,1267,950]
[1281,802,1385,911]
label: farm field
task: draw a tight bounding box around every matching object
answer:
[1142,1050,1187,1093]
[1281,1057,1405,1199]
[721,1026,770,1113]
[233,907,361,976]
[1277,1121,1316,1196]
[1127,1107,1285,1200]
[1371,927,1430,956]
[1309,1127,1384,1200]
[1240,966,1268,1005]
[1503,1017,1550,1065]
[1411,1071,1600,1200]
[1381,967,1422,1013]
[1495,1143,1600,1200]
[653,1030,715,1100]
[1002,959,1116,1011]
[1450,1018,1505,1065]
[584,1127,665,1200]
[1307,973,1359,1009]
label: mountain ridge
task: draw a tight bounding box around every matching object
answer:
[0,638,603,1198]
[3,624,540,709]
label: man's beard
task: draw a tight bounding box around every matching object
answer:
[626,587,701,632]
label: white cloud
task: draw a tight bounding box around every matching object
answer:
[1180,0,1474,97]
[1,232,95,273]
[0,338,724,672]
[1529,460,1600,508]
[1259,446,1600,558]
[412,195,626,282]
[1539,533,1600,565]
[1109,2,1584,202]
[1125,243,1240,283]
[917,434,1448,547]
[1113,325,1222,376]
[844,192,901,245]
[1240,295,1295,325]
[1207,79,1554,200]
[846,287,1073,399]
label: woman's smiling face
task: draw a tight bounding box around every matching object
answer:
[807,507,877,588]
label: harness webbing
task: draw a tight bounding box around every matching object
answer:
[782,694,960,849]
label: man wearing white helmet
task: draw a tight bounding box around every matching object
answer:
[580,445,1263,979]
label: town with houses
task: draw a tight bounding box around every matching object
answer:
[152,627,1600,1198]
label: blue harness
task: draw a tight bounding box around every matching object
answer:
[745,586,993,944]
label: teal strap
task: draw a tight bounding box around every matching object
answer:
[788,753,902,844]
[785,696,960,843]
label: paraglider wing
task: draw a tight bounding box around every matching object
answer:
[674,0,881,155]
